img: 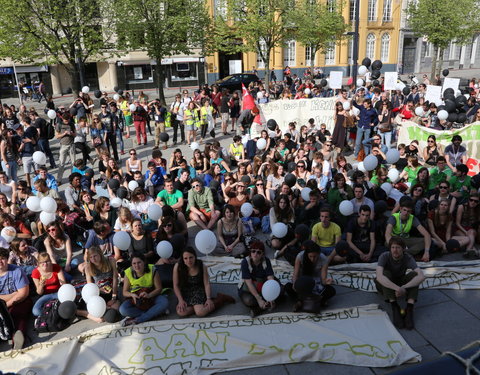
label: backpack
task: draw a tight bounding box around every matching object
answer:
[46,121,55,140]
[34,299,72,333]
[0,299,14,341]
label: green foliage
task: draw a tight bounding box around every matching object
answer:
[406,0,480,50]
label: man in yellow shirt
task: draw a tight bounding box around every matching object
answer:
[311,208,341,256]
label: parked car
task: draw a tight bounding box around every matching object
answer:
[214,74,261,92]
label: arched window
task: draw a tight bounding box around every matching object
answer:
[366,33,376,59]
[381,33,390,61]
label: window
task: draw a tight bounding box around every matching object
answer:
[125,64,153,84]
[283,40,296,66]
[257,40,267,69]
[424,42,432,58]
[325,42,336,65]
[449,41,457,60]
[349,0,357,22]
[368,0,377,21]
[383,0,392,22]
[305,45,314,66]
[348,39,354,64]
[214,0,227,18]
[327,0,336,12]
[381,33,390,61]
[366,33,376,59]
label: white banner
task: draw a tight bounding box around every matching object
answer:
[0,305,420,374]
[425,85,442,103]
[442,77,460,94]
[384,72,398,91]
[329,71,343,89]
[258,97,336,133]
[205,257,480,292]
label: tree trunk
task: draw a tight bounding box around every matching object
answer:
[310,47,316,83]
[69,62,81,98]
[155,61,167,106]
[430,45,438,83]
[437,48,444,79]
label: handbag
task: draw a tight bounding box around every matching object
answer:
[343,115,354,128]
[129,287,154,311]
[92,136,103,147]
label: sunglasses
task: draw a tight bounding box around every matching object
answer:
[192,184,201,188]
[162,223,173,228]
[256,183,264,186]
[297,165,305,168]
[414,188,423,192]
[470,199,479,203]
[428,140,434,143]
[47,228,57,232]
[101,106,107,109]
[130,152,136,155]
[251,250,263,255]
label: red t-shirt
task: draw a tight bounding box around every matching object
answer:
[32,264,62,294]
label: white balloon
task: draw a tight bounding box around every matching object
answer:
[363,154,378,171]
[388,168,400,183]
[195,229,217,254]
[262,280,281,302]
[434,99,444,107]
[40,196,57,213]
[148,204,163,221]
[81,283,100,303]
[58,284,77,303]
[339,200,354,216]
[257,91,264,99]
[81,86,90,94]
[415,107,424,116]
[156,241,173,258]
[304,88,311,95]
[39,211,56,226]
[129,103,137,112]
[256,138,267,150]
[358,162,366,172]
[26,196,41,212]
[47,109,57,120]
[87,295,106,318]
[343,101,351,110]
[380,182,393,195]
[272,222,288,238]
[128,180,139,191]
[190,142,200,151]
[240,202,253,217]
[352,107,360,116]
[465,93,470,100]
[386,149,400,164]
[110,197,122,208]
[395,82,406,91]
[32,151,47,165]
[113,231,131,251]
[455,89,461,97]
[113,94,120,101]
[0,227,15,243]
[356,78,364,87]
[438,110,449,121]
[358,65,368,76]
[301,187,311,201]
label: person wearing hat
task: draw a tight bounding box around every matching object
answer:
[375,237,425,329]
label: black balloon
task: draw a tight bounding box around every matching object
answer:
[113,86,119,92]
[372,79,380,87]
[443,88,455,97]
[457,112,467,123]
[267,119,277,131]
[108,179,120,190]
[374,200,387,214]
[371,69,381,80]
[320,78,328,87]
[94,90,102,99]
[117,186,128,199]
[69,107,77,116]
[159,132,169,142]
[442,69,449,77]
[58,301,77,320]
[287,161,297,173]
[372,60,383,71]
[170,233,186,254]
[118,89,124,96]
[252,194,266,208]
[448,113,458,123]
[240,175,251,185]
[444,93,456,102]
[294,276,315,296]
[361,57,371,68]
[456,95,467,107]
[209,180,220,192]
[444,99,456,113]
[103,309,121,323]
[294,224,311,241]
[428,199,439,211]
[437,105,447,112]
[284,173,296,187]
[446,239,460,252]
[402,87,411,96]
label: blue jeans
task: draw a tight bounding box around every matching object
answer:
[380,131,392,150]
[33,292,58,317]
[1,161,18,182]
[116,128,124,153]
[119,295,169,323]
[38,138,56,168]
[320,246,335,256]
[354,126,369,157]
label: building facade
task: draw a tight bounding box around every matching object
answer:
[206,0,403,84]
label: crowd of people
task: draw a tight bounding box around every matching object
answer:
[0,72,479,353]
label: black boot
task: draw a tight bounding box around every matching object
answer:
[391,301,404,329]
[404,303,415,330]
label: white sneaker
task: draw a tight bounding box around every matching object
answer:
[12,330,24,350]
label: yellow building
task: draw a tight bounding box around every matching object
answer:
[206,0,403,83]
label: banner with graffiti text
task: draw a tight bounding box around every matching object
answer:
[204,257,480,292]
[0,305,420,374]
[397,121,480,176]
[258,97,337,134]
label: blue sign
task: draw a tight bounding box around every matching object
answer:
[0,68,13,75]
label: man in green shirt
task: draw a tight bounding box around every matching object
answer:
[187,178,220,230]
[449,164,472,201]
[428,156,452,190]
[156,178,184,209]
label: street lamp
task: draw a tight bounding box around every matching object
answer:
[350,0,360,86]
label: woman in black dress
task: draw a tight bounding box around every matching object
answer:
[331,101,348,152]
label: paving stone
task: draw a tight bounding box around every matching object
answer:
[440,289,480,319]
[219,364,289,375]
[285,361,375,375]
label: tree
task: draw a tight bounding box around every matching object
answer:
[114,0,210,105]
[0,0,117,95]
[406,0,480,81]
[212,0,295,88]
[291,0,349,74]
